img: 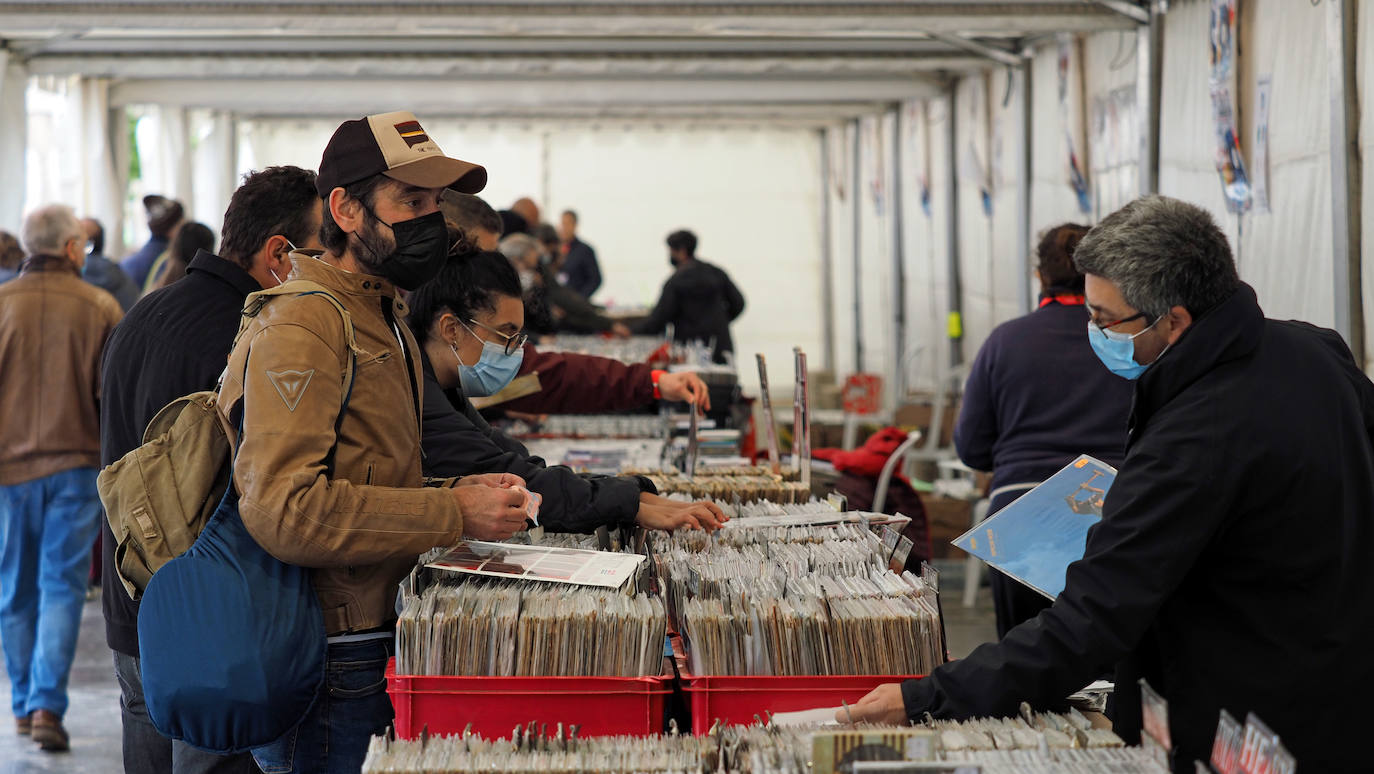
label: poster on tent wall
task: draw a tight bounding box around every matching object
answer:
[1209,0,1252,214]
[863,115,885,216]
[908,102,932,217]
[1253,76,1272,213]
[1058,34,1091,214]
[827,126,849,202]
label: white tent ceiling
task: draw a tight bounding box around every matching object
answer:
[2,1,1140,122]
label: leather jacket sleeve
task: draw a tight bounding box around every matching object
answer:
[230,322,464,568]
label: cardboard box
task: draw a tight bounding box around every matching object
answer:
[920,493,973,560]
[894,397,960,447]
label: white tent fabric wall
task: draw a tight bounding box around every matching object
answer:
[987,67,1025,330]
[857,112,895,395]
[544,124,826,400]
[1158,0,1334,331]
[234,117,825,397]
[1083,30,1140,221]
[1359,1,1374,368]
[825,123,858,382]
[20,76,123,255]
[190,110,238,239]
[1029,41,1093,240]
[1232,0,1334,330]
[0,51,27,234]
[955,72,997,361]
[900,98,950,395]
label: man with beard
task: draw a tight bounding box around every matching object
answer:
[216,112,533,773]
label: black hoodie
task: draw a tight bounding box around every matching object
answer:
[632,259,745,363]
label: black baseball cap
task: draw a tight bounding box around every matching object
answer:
[315,110,487,199]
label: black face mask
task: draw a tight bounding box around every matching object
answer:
[357,208,449,291]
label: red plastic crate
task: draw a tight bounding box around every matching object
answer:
[386,659,672,739]
[682,673,924,735]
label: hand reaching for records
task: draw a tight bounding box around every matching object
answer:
[658,372,712,412]
[636,493,728,532]
[454,485,530,541]
[837,683,909,726]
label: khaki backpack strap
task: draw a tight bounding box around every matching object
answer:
[225,279,360,400]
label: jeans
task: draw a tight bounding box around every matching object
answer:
[0,467,102,718]
[250,638,394,774]
[113,651,259,774]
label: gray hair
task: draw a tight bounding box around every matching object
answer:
[21,204,83,258]
[499,233,542,266]
[1074,195,1239,320]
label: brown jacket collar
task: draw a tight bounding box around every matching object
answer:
[19,254,79,275]
[288,250,409,315]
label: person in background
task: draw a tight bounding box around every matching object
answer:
[0,205,123,753]
[444,196,710,416]
[145,221,216,292]
[440,193,501,250]
[510,197,540,230]
[559,209,602,299]
[953,224,1132,637]
[100,165,323,774]
[846,196,1374,774]
[407,241,726,533]
[80,218,140,311]
[0,230,23,283]
[632,229,745,364]
[534,223,564,276]
[501,233,631,338]
[120,195,184,288]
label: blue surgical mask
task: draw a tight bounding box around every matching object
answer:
[452,328,524,397]
[1087,318,1163,380]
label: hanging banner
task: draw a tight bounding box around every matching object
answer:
[827,126,849,202]
[1253,75,1272,213]
[1209,0,1252,213]
[960,76,993,217]
[908,101,932,218]
[864,115,886,216]
[1058,34,1091,214]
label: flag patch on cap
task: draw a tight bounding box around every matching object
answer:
[394,120,430,148]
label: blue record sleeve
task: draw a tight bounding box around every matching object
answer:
[952,455,1117,599]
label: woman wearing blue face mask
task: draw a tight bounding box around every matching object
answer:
[407,231,727,535]
[953,223,1134,638]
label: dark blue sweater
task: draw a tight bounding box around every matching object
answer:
[954,300,1133,492]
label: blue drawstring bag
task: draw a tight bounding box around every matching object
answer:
[137,286,357,754]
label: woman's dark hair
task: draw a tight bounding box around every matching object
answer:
[1035,223,1091,293]
[406,237,523,344]
[151,221,215,290]
[319,173,387,255]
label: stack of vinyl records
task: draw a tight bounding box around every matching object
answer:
[361,710,1166,774]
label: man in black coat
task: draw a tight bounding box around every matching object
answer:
[631,229,744,364]
[846,196,1374,774]
[99,166,321,774]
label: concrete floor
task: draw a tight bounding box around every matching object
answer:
[0,567,998,773]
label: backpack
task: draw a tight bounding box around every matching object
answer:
[97,279,360,601]
[135,279,361,753]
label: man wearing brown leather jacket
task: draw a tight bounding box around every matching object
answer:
[217,111,530,774]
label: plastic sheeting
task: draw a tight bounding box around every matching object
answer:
[236,118,826,397]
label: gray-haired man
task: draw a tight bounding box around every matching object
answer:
[847,196,1374,774]
[0,204,123,752]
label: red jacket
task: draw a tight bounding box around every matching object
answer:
[502,343,655,414]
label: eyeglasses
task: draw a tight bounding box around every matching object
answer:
[464,318,528,355]
[1089,311,1159,342]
